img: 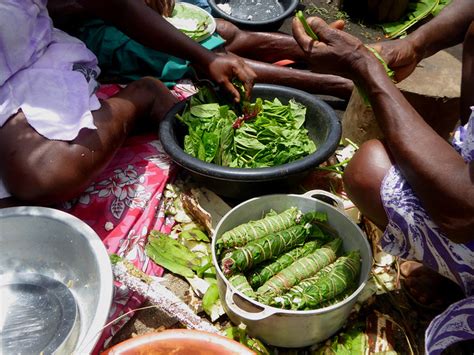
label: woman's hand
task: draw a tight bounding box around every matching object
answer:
[292,16,373,80]
[370,39,421,82]
[198,53,256,102]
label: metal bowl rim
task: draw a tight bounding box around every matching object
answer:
[0,206,114,353]
[208,0,299,26]
[211,193,372,315]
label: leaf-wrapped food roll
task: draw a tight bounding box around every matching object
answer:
[248,240,322,289]
[292,250,361,310]
[229,274,256,298]
[256,238,342,302]
[221,224,311,276]
[216,207,301,252]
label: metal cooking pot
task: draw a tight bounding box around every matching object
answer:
[211,191,372,348]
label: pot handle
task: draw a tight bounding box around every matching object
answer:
[302,189,345,213]
[225,287,277,321]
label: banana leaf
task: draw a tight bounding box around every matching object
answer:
[217,207,301,252]
[256,238,342,302]
[221,224,311,276]
[248,240,322,289]
[292,251,361,310]
[381,0,451,39]
[145,232,201,278]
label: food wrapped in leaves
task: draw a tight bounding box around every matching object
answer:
[221,224,311,276]
[248,240,322,289]
[291,250,361,310]
[229,274,256,298]
[217,207,301,252]
[256,238,342,302]
[271,262,337,308]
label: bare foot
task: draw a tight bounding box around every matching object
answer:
[400,261,464,310]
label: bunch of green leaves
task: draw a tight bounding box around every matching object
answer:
[168,3,212,41]
[178,87,317,168]
[145,231,202,278]
[381,0,451,39]
[313,322,367,355]
[225,325,271,355]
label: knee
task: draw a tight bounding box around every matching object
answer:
[343,139,392,197]
[216,19,240,42]
[5,150,95,205]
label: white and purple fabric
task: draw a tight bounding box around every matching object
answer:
[381,111,474,354]
[0,0,101,199]
[0,0,101,141]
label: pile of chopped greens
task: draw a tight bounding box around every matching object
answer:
[177,87,317,168]
[165,3,212,41]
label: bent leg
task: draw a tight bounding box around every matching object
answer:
[343,139,392,229]
[0,77,177,205]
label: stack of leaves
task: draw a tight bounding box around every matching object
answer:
[165,3,212,41]
[217,207,362,311]
[382,0,452,39]
[177,86,316,168]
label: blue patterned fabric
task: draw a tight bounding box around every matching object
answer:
[380,111,474,354]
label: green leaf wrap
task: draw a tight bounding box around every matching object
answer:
[248,240,322,289]
[217,207,301,251]
[229,274,257,298]
[221,224,310,276]
[256,238,342,301]
[292,250,361,310]
[271,262,337,308]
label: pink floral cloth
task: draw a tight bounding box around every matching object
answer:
[59,82,198,352]
[60,133,178,351]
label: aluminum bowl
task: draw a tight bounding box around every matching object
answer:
[211,191,372,348]
[208,0,299,30]
[0,207,113,354]
[160,84,341,199]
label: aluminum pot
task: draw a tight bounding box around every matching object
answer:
[211,191,372,348]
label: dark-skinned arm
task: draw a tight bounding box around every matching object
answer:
[373,0,474,83]
[293,17,474,243]
[357,53,474,243]
[77,0,255,100]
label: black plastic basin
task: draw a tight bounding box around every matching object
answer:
[208,0,299,31]
[159,84,341,199]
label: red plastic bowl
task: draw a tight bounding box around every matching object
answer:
[102,329,256,355]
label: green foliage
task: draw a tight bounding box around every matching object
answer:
[382,0,451,39]
[145,231,201,278]
[178,87,316,168]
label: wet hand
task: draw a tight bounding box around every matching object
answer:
[205,53,256,102]
[370,39,420,82]
[292,16,371,80]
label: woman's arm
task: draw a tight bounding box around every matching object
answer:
[372,0,474,82]
[293,17,474,243]
[77,0,255,100]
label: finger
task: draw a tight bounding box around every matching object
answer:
[293,16,334,49]
[238,66,256,99]
[329,19,345,31]
[223,78,241,102]
[292,16,318,52]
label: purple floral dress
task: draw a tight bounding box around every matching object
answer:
[381,111,474,354]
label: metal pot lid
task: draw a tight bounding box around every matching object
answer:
[0,273,79,354]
